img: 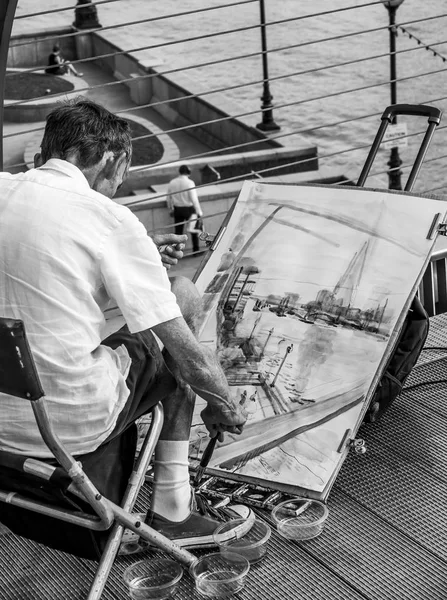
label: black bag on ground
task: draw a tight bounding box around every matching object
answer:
[364,295,429,423]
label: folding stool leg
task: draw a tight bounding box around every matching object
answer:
[87,403,164,600]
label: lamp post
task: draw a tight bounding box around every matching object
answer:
[74,0,102,30]
[256,0,280,131]
[381,0,405,190]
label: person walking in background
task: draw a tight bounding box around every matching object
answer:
[167,164,203,253]
[46,43,83,77]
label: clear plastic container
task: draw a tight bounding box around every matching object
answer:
[189,552,250,598]
[272,497,329,541]
[213,517,271,563]
[123,558,183,599]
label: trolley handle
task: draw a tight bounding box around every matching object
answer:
[382,104,442,125]
[357,103,443,191]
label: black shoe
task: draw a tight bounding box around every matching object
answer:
[146,510,220,549]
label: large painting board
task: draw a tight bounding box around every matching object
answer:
[189,181,446,499]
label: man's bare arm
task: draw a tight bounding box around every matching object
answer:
[151,316,246,434]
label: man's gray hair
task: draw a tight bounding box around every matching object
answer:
[40,98,132,169]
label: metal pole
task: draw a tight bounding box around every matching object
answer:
[73,0,102,30]
[256,0,280,131]
[386,4,403,190]
[0,0,19,171]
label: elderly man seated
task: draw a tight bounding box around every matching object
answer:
[0,99,246,554]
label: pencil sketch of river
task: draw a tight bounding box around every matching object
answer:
[189,211,386,491]
[190,295,382,491]
[189,182,445,492]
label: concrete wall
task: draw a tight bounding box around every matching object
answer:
[149,67,282,153]
[7,28,77,69]
[74,30,282,154]
[125,146,318,191]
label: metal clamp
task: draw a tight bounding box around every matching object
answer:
[200,226,227,250]
[199,231,215,246]
[350,438,367,455]
[437,222,447,237]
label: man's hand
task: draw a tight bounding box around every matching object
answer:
[151,233,187,270]
[200,402,248,439]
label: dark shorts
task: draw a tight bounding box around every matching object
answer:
[103,325,176,440]
[74,325,177,504]
[0,326,177,560]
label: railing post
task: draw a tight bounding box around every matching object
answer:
[0,0,18,171]
[382,0,405,190]
[256,0,280,132]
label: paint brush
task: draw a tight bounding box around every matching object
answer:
[194,434,219,486]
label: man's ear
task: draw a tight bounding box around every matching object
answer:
[34,153,44,168]
[102,152,127,180]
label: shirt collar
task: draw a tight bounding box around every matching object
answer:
[38,158,91,192]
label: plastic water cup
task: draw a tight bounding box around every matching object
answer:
[123,558,183,599]
[272,497,329,541]
[213,517,271,563]
[189,552,250,598]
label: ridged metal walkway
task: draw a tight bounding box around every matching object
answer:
[1,315,447,599]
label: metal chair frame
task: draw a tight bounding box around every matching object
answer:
[0,318,195,600]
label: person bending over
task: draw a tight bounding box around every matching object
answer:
[0,99,246,551]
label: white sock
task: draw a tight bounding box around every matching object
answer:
[151,440,192,522]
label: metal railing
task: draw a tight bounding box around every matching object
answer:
[3,1,447,181]
[2,0,447,313]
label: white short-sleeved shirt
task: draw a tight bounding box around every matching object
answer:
[167,175,199,208]
[0,159,181,457]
